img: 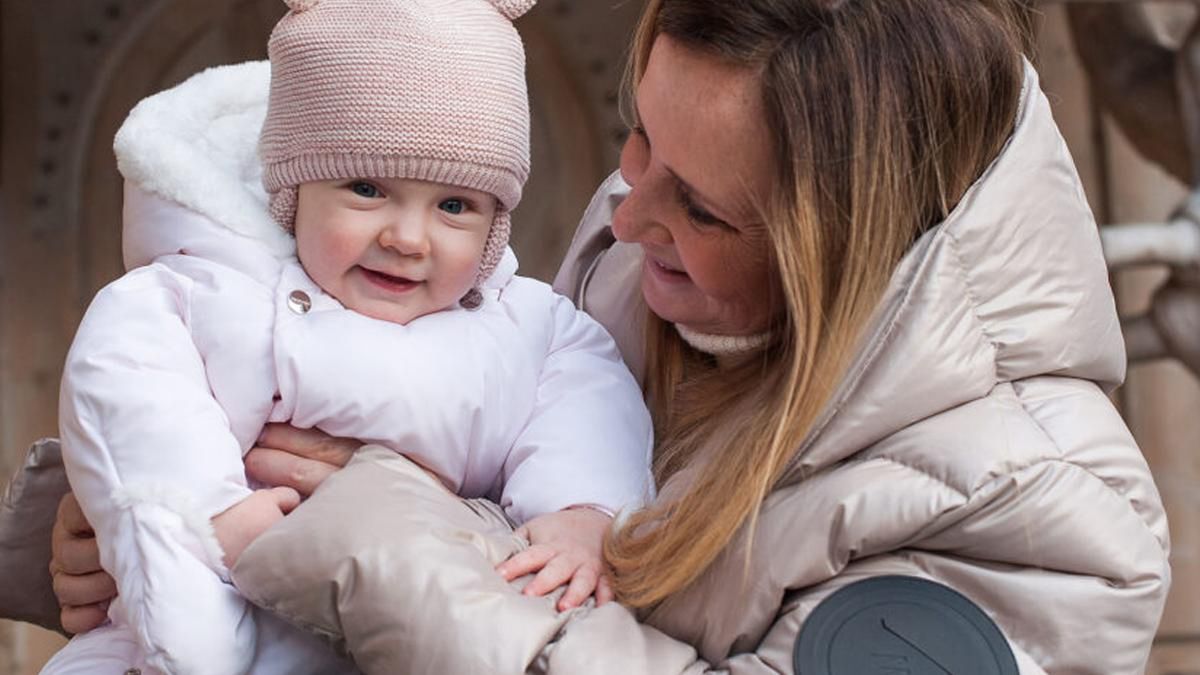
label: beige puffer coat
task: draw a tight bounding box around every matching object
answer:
[232,63,1169,674]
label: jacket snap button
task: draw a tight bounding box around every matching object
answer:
[124,669,141,675]
[287,290,312,314]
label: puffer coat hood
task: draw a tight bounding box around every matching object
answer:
[784,58,1125,480]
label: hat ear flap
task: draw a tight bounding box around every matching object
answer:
[486,0,536,21]
[475,210,512,285]
[269,186,300,232]
[460,287,484,310]
[460,209,513,310]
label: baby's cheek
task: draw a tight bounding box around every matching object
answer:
[450,237,490,287]
[300,237,359,290]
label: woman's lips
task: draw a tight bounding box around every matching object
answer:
[646,256,690,283]
[359,266,421,293]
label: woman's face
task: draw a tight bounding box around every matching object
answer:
[613,36,780,337]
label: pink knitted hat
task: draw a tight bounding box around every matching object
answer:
[260,0,534,303]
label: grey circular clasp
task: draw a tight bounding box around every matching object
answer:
[794,575,1018,675]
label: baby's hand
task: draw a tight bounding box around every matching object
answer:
[496,507,614,611]
[212,487,301,569]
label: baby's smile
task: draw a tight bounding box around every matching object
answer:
[358,266,423,294]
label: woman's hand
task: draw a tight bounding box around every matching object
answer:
[496,507,615,611]
[49,492,112,635]
[244,424,361,497]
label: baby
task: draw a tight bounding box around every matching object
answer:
[45,1,652,674]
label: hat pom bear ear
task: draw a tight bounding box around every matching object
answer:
[283,0,321,12]
[487,0,536,21]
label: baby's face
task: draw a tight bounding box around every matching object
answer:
[294,178,496,325]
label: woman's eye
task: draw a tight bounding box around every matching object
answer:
[350,181,381,198]
[676,184,731,230]
[439,199,466,215]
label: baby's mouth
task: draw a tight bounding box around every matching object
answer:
[360,266,421,292]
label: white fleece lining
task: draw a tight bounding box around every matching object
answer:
[113,60,295,260]
[111,483,232,582]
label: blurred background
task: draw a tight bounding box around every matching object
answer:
[2,1,1199,672]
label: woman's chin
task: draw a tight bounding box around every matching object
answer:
[640,278,770,337]
[640,269,704,328]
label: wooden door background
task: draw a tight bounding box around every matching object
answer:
[1,2,1197,672]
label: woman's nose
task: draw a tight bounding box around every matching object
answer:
[612,185,653,245]
[613,139,673,246]
[378,214,431,257]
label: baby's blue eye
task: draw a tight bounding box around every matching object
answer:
[440,199,465,215]
[350,181,380,198]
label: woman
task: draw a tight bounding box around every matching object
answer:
[14,0,1170,672]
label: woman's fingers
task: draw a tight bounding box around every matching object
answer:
[496,545,555,581]
[50,491,115,636]
[51,531,101,576]
[557,565,599,611]
[244,447,341,498]
[56,493,92,536]
[52,569,117,609]
[51,493,102,576]
[248,425,359,496]
[60,603,109,636]
[257,424,359,466]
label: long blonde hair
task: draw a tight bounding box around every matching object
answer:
[605,0,1032,608]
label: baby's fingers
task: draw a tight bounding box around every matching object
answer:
[595,574,614,606]
[523,555,577,597]
[557,565,599,611]
[268,486,302,514]
[496,545,554,581]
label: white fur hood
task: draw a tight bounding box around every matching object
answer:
[114,61,293,267]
